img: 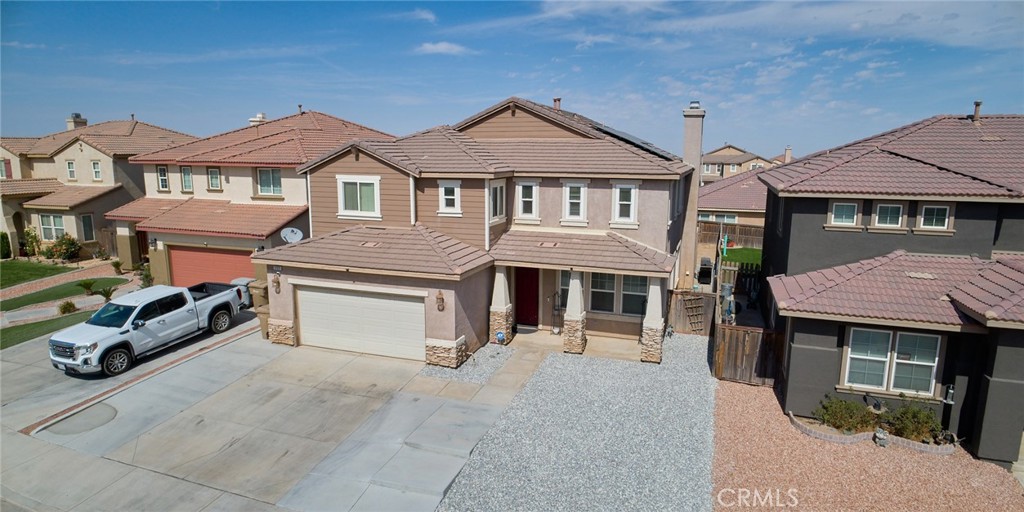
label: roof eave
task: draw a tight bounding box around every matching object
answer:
[775,309,987,334]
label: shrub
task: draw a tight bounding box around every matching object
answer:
[41,245,56,259]
[882,400,941,442]
[813,394,878,433]
[0,232,11,259]
[58,300,77,315]
[140,264,154,288]
[51,234,81,261]
[111,260,123,274]
[23,227,40,257]
[94,246,110,260]
[96,286,117,303]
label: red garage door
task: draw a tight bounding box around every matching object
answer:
[167,246,254,287]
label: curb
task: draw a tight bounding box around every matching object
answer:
[787,411,955,455]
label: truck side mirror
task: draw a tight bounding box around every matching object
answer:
[132,319,146,329]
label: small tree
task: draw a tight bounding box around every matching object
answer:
[96,286,117,302]
[23,227,41,257]
[140,264,154,288]
[51,234,81,261]
[76,279,97,296]
[0,232,11,259]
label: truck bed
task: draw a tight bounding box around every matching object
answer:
[187,282,235,302]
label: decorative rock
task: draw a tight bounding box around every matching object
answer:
[640,326,664,363]
[489,306,513,345]
[562,317,587,354]
[268,319,295,346]
[426,338,469,368]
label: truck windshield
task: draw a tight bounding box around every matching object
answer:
[86,303,137,328]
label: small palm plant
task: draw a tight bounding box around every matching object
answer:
[76,279,97,296]
[96,286,118,303]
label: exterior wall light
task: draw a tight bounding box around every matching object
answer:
[436,290,445,311]
[272,272,281,294]
[148,237,157,249]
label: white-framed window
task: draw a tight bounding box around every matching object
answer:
[590,273,616,313]
[437,179,462,216]
[750,162,764,170]
[489,179,506,221]
[730,164,737,172]
[257,168,282,196]
[612,182,638,224]
[562,181,587,222]
[516,181,539,219]
[844,328,941,396]
[559,270,570,309]
[698,213,712,221]
[66,161,76,180]
[621,275,648,316]
[702,164,713,175]
[40,214,65,241]
[81,214,95,242]
[874,203,903,227]
[181,166,193,192]
[207,167,222,190]
[718,214,738,224]
[91,161,102,181]
[919,205,949,230]
[831,202,858,225]
[337,175,381,219]
[157,166,169,191]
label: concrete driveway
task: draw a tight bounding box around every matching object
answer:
[1,320,523,511]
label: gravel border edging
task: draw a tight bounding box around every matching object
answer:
[418,343,514,384]
[788,412,955,454]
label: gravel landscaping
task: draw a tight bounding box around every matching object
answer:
[438,334,717,511]
[713,380,1024,511]
[419,342,515,384]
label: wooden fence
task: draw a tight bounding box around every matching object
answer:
[712,324,784,386]
[697,222,764,249]
[720,262,761,295]
[667,290,716,336]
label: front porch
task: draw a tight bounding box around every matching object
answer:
[507,326,643,362]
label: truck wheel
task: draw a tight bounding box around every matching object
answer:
[102,348,132,376]
[210,310,231,334]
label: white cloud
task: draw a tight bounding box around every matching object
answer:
[413,42,478,56]
[409,8,437,24]
[2,41,46,49]
[571,32,615,50]
[110,45,333,65]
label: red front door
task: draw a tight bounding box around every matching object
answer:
[514,267,539,326]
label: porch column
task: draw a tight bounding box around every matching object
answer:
[114,221,141,268]
[562,270,587,354]
[489,265,514,344]
[640,278,666,363]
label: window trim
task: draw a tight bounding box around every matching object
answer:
[80,214,95,242]
[589,272,616,313]
[39,214,65,241]
[66,160,76,180]
[488,179,506,224]
[437,179,462,217]
[559,270,570,310]
[156,166,169,191]
[702,164,713,175]
[336,175,382,221]
[515,179,540,224]
[91,160,102,181]
[840,326,944,399]
[610,180,639,229]
[729,164,738,173]
[825,199,863,231]
[868,201,909,233]
[620,275,648,316]
[561,179,588,227]
[843,327,893,391]
[207,167,222,191]
[180,166,193,193]
[914,202,956,235]
[256,167,283,196]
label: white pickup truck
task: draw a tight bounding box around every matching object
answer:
[48,281,253,376]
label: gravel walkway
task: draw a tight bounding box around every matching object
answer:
[419,343,515,384]
[713,380,1024,511]
[438,334,717,511]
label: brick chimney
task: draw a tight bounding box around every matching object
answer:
[66,113,87,131]
[784,145,793,163]
[249,112,268,126]
[553,98,562,111]
[678,100,706,290]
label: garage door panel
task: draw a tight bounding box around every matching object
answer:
[297,287,426,361]
[168,246,254,287]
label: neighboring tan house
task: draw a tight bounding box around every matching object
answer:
[699,144,774,185]
[760,106,1024,469]
[0,114,196,257]
[253,97,703,367]
[697,167,768,226]
[108,110,393,286]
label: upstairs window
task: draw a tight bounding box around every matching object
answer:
[729,164,738,172]
[517,181,539,220]
[698,213,712,221]
[562,181,588,225]
[490,179,506,221]
[257,168,282,196]
[337,175,381,220]
[66,161,76,180]
[612,183,637,224]
[919,204,950,230]
[437,180,462,216]
[702,164,713,175]
[831,202,858,225]
[181,166,193,192]
[91,161,102,181]
[157,166,169,191]
[874,204,903,227]
[207,168,222,190]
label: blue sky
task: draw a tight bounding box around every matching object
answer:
[2,1,1022,159]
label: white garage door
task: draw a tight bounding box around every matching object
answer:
[296,286,426,361]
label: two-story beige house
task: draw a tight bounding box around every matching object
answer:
[107,110,393,286]
[699,144,775,185]
[0,114,196,258]
[253,97,703,368]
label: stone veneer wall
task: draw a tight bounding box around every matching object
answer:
[268,319,296,346]
[640,326,664,363]
[563,317,587,354]
[489,306,514,345]
[426,338,469,368]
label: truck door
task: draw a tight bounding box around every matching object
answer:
[131,301,164,353]
[153,292,197,342]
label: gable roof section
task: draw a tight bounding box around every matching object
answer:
[703,145,770,165]
[132,111,394,167]
[949,255,1024,328]
[767,250,989,331]
[105,197,189,222]
[134,198,306,239]
[2,120,196,158]
[698,168,768,212]
[253,224,493,279]
[0,178,63,198]
[760,114,1024,200]
[22,185,121,210]
[489,229,674,276]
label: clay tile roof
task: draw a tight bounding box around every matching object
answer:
[2,120,196,158]
[489,230,674,275]
[476,138,685,177]
[253,224,493,278]
[698,168,768,212]
[22,185,121,210]
[760,114,1024,199]
[105,197,189,222]
[0,137,40,155]
[767,250,988,328]
[132,111,393,167]
[135,198,307,239]
[949,255,1024,327]
[0,178,63,198]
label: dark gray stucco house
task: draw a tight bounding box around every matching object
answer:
[759,106,1024,469]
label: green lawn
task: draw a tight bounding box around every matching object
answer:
[0,311,93,350]
[722,247,762,265]
[0,260,73,289]
[1,278,128,311]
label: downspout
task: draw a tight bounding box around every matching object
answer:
[305,171,313,238]
[409,176,417,225]
[484,178,490,251]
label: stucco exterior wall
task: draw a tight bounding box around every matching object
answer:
[1,148,28,179]
[146,227,297,285]
[141,164,307,206]
[453,266,494,351]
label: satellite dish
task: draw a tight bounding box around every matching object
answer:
[281,227,304,244]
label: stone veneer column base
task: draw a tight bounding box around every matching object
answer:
[425,338,469,368]
[640,326,664,363]
[489,307,514,345]
[268,319,296,346]
[562,317,587,354]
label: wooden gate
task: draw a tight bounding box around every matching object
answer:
[667,290,715,336]
[713,324,784,386]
